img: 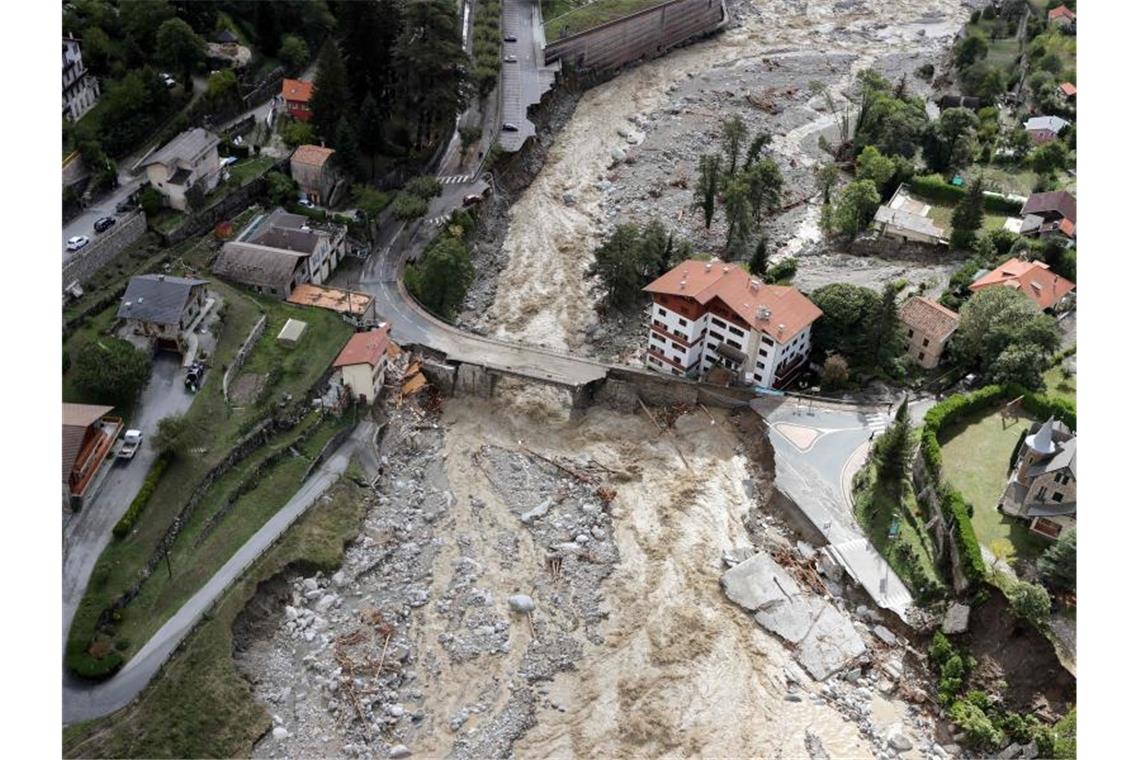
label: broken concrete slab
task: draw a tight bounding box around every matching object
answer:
[720,553,791,611]
[794,603,867,681]
[755,597,818,644]
[942,602,970,635]
[872,624,898,646]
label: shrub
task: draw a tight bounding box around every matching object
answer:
[392,192,428,221]
[948,700,1004,750]
[764,257,797,283]
[909,174,1022,214]
[1008,581,1051,625]
[941,485,987,583]
[821,355,849,388]
[112,454,171,539]
[405,175,443,200]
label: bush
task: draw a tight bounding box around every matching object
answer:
[941,484,987,584]
[764,257,797,283]
[67,646,125,681]
[405,175,443,200]
[72,338,152,410]
[948,700,1004,750]
[392,192,428,221]
[112,454,171,539]
[1008,581,1051,625]
[821,355,849,388]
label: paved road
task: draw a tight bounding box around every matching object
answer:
[62,421,374,724]
[499,0,559,151]
[62,354,197,653]
[753,397,915,617]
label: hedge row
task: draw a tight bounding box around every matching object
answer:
[920,384,1078,587]
[909,174,1024,215]
[112,454,171,539]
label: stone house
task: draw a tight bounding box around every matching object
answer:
[213,208,347,298]
[117,274,209,354]
[898,296,959,369]
[290,145,338,205]
[142,128,222,212]
[999,418,1076,540]
[1023,115,1070,145]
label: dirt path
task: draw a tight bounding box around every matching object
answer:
[480,0,971,353]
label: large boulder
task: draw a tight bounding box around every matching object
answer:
[942,602,970,634]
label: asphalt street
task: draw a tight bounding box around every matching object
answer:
[499,0,558,151]
[61,353,197,655]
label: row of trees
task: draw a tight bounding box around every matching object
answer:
[588,222,693,309]
[692,117,785,263]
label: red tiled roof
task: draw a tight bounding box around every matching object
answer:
[899,297,960,343]
[1048,6,1075,21]
[968,258,1075,310]
[1058,82,1076,97]
[644,259,822,343]
[333,326,391,369]
[291,144,335,167]
[1058,218,1076,239]
[282,78,314,103]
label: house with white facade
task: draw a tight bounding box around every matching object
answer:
[63,34,100,121]
[873,184,948,245]
[643,259,822,388]
[142,128,222,212]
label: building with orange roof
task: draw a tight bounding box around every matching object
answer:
[898,296,959,369]
[290,145,337,205]
[332,326,392,404]
[968,257,1075,312]
[642,259,822,388]
[1047,5,1075,30]
[1057,82,1076,99]
[282,78,315,121]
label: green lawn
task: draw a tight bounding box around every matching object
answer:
[66,283,354,674]
[987,37,1022,71]
[940,410,1053,561]
[545,0,666,40]
[853,464,946,601]
[226,155,276,186]
[963,164,1077,197]
[926,201,1011,233]
[63,476,368,759]
[1044,364,1076,406]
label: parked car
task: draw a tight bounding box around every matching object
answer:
[298,197,315,208]
[220,155,239,167]
[66,235,90,251]
[94,216,116,233]
[503,55,518,63]
[160,72,176,88]
[185,361,206,392]
[503,35,518,43]
[462,194,484,207]
[117,430,143,460]
[502,123,519,132]
[115,200,135,213]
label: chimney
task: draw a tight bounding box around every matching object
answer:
[705,262,712,272]
[749,278,760,292]
[722,265,730,274]
[777,323,785,338]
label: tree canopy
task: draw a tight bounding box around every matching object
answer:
[587,222,688,309]
[809,283,883,365]
[405,235,475,320]
[72,339,151,410]
[953,287,1061,374]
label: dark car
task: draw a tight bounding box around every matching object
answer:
[503,35,518,43]
[462,194,484,207]
[503,55,518,63]
[185,362,206,392]
[502,123,520,132]
[94,216,116,233]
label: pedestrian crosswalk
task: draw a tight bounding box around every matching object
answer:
[438,174,472,184]
[866,412,890,434]
[426,215,448,226]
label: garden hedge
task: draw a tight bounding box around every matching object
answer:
[909,174,1024,215]
[112,454,171,539]
[920,384,1078,588]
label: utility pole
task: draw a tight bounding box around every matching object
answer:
[164,543,172,579]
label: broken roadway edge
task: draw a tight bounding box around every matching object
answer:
[61,421,375,725]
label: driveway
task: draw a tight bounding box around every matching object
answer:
[62,353,196,654]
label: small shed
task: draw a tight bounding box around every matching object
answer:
[277,318,308,347]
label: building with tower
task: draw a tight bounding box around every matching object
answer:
[998,418,1076,540]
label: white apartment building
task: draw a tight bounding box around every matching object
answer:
[643,259,823,388]
[63,35,100,121]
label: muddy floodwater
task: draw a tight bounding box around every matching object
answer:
[480,0,971,355]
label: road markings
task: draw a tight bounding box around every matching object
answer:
[426,215,448,226]
[865,412,890,433]
[438,175,472,184]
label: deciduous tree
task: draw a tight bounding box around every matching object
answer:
[405,236,475,319]
[1037,530,1076,592]
[833,179,881,237]
[720,115,748,176]
[73,339,151,410]
[279,34,310,77]
[155,18,206,86]
[954,286,1061,371]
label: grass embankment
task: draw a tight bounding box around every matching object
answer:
[63,476,369,759]
[939,410,1052,562]
[852,463,946,601]
[1043,364,1075,406]
[925,202,1011,233]
[67,287,353,675]
[545,0,667,40]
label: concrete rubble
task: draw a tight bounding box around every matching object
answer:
[942,602,970,635]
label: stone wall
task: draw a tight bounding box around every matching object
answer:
[62,211,147,289]
[544,0,726,74]
[849,232,968,264]
[162,164,283,246]
[223,314,268,402]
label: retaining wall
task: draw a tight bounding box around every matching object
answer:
[544,0,726,73]
[62,211,147,288]
[222,313,268,403]
[161,165,282,246]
